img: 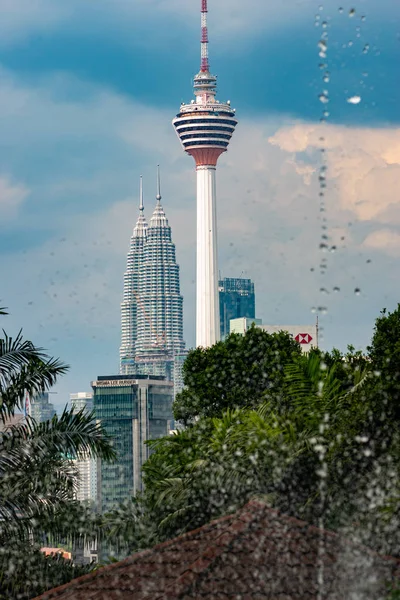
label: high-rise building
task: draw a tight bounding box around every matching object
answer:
[119,170,185,378]
[31,392,56,423]
[120,177,148,374]
[173,350,189,400]
[92,375,173,513]
[219,277,256,340]
[173,0,237,349]
[70,392,97,505]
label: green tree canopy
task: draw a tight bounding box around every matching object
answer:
[173,326,302,424]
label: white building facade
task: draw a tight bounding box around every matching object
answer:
[70,392,97,505]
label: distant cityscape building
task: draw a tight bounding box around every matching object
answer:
[173,350,189,400]
[172,0,237,348]
[119,170,185,380]
[219,277,256,340]
[230,318,318,353]
[70,393,97,505]
[31,392,56,423]
[92,374,173,514]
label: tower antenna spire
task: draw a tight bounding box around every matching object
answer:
[201,0,210,72]
[139,175,144,211]
[156,165,162,202]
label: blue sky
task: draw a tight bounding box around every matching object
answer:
[0,0,399,411]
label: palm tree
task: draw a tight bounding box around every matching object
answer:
[0,308,116,599]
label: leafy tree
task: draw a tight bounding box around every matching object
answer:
[173,326,302,424]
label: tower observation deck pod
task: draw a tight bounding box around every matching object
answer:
[172,0,238,348]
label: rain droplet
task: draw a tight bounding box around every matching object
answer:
[320,287,329,294]
[319,94,329,104]
[361,15,366,22]
[348,40,353,47]
[322,21,328,28]
[333,286,340,293]
[330,245,337,253]
[319,243,328,251]
[354,287,361,295]
[347,95,361,104]
[323,73,330,83]
[319,63,327,69]
[366,259,372,264]
[318,306,328,315]
[363,44,370,54]
[338,7,343,13]
[311,307,317,314]
[349,8,356,17]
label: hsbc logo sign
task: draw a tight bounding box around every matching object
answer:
[295,333,313,345]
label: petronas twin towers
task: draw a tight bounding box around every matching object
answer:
[120,169,185,376]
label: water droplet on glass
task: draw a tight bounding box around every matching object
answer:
[319,63,327,69]
[348,40,353,47]
[319,93,329,104]
[354,287,361,295]
[349,8,356,17]
[363,44,370,54]
[323,73,330,83]
[366,259,372,264]
[361,15,366,22]
[322,21,328,28]
[333,286,340,293]
[320,288,329,294]
[319,243,328,251]
[319,4,323,10]
[330,245,337,253]
[318,306,328,315]
[338,7,343,13]
[347,95,361,104]
[311,307,317,314]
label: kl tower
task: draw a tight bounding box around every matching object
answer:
[173,0,238,348]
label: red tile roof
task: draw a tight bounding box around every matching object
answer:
[35,499,400,600]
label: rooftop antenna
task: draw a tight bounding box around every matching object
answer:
[201,0,210,72]
[139,175,144,211]
[156,165,162,203]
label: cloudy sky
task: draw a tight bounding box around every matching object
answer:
[0,0,399,411]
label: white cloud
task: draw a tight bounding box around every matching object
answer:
[0,176,29,219]
[364,229,400,257]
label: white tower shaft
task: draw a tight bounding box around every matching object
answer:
[196,165,219,347]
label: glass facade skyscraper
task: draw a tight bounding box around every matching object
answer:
[120,172,185,377]
[92,374,173,513]
[31,392,56,423]
[219,277,256,340]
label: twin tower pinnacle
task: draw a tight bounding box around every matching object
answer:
[120,0,237,372]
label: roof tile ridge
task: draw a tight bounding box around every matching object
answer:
[158,502,263,600]
[34,515,238,599]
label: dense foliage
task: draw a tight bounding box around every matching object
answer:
[107,308,400,562]
[173,327,302,424]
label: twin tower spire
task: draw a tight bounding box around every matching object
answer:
[120,166,185,375]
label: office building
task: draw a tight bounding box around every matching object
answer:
[219,277,256,340]
[70,392,97,505]
[92,374,173,513]
[31,392,56,423]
